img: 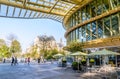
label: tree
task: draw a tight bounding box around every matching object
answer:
[30,45,39,60]
[46,49,58,60]
[0,45,11,58]
[7,34,21,55]
[63,41,84,52]
[39,35,55,50]
[36,35,56,58]
[23,53,31,58]
[24,44,39,60]
[0,39,11,58]
[0,39,6,46]
[10,40,22,53]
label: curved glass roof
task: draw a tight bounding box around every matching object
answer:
[0,0,86,22]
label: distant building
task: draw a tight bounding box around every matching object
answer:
[34,35,58,51]
[26,36,65,54]
[25,46,33,53]
[57,38,64,51]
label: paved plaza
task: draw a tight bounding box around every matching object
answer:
[0,62,84,79]
[0,62,118,79]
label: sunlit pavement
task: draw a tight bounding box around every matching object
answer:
[0,62,83,79]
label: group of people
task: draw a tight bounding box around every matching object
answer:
[11,57,18,66]
[25,57,30,65]
[11,57,31,65]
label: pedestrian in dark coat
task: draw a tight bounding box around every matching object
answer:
[11,57,15,66]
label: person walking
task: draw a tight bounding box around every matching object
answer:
[25,58,27,63]
[28,57,30,65]
[11,57,15,66]
[3,58,6,63]
[14,57,18,65]
[38,58,40,64]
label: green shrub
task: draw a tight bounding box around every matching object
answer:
[61,58,67,67]
[62,60,66,63]
[72,62,82,70]
[81,59,86,65]
[89,59,95,67]
[90,59,95,63]
[72,62,79,70]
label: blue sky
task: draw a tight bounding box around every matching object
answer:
[0,17,66,52]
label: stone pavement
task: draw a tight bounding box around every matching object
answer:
[0,63,83,79]
[1,62,117,79]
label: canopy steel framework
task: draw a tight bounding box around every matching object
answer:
[0,0,87,22]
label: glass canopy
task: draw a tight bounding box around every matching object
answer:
[0,0,86,22]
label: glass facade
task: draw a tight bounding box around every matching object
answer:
[66,0,120,44]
